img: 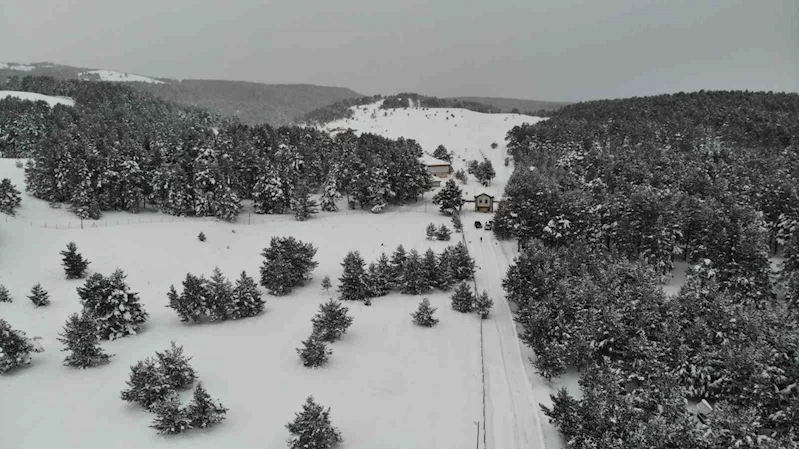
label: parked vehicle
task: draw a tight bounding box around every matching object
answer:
[474,221,482,229]
[484,221,493,231]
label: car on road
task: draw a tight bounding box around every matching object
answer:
[484,221,493,231]
[474,221,482,229]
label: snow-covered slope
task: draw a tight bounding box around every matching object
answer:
[324,101,547,198]
[79,69,164,84]
[0,62,35,71]
[0,91,75,107]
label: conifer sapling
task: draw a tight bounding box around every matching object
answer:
[0,284,11,303]
[60,242,90,279]
[474,291,494,319]
[451,282,475,313]
[451,214,463,233]
[286,396,343,449]
[338,251,369,302]
[207,267,233,322]
[436,224,451,241]
[150,392,191,435]
[0,319,44,374]
[412,298,439,327]
[321,275,332,294]
[57,312,112,368]
[28,283,50,307]
[311,300,354,342]
[185,382,228,429]
[198,232,206,242]
[297,336,332,368]
[121,358,172,410]
[425,223,437,240]
[231,271,265,319]
[155,341,196,390]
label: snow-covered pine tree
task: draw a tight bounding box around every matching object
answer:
[121,358,172,410]
[338,251,369,302]
[0,284,11,303]
[451,283,475,313]
[78,270,148,339]
[253,168,287,214]
[213,182,243,222]
[291,181,319,221]
[198,232,206,242]
[425,223,437,240]
[421,249,440,292]
[207,267,233,322]
[0,178,22,216]
[311,299,354,342]
[319,168,342,212]
[450,242,476,281]
[373,253,394,295]
[154,342,196,391]
[411,298,439,327]
[231,271,264,319]
[432,144,450,162]
[390,244,408,280]
[401,250,426,295]
[60,241,90,279]
[436,224,451,241]
[150,392,191,435]
[0,319,44,374]
[57,312,111,368]
[451,214,463,233]
[474,291,494,319]
[365,261,390,298]
[432,179,464,215]
[321,276,332,294]
[260,237,319,296]
[69,171,102,219]
[28,283,50,307]
[167,274,208,322]
[436,248,456,291]
[185,382,228,430]
[297,336,332,368]
[286,396,343,449]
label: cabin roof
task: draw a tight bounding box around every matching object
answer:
[475,193,495,199]
[419,154,451,166]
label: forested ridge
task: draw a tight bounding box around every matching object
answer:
[1,76,431,220]
[499,91,799,447]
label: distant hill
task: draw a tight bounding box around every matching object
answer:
[450,96,569,114]
[0,62,363,125]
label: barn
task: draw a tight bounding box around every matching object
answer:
[420,154,451,179]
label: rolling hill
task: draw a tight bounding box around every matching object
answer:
[451,96,568,114]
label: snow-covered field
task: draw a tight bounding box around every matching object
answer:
[79,69,165,84]
[0,91,75,107]
[0,62,35,71]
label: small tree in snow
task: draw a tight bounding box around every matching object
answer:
[57,312,111,368]
[0,178,22,216]
[121,358,172,410]
[150,393,191,435]
[432,179,464,214]
[0,319,43,374]
[367,253,393,297]
[286,396,343,449]
[421,249,440,292]
[291,182,319,221]
[207,267,233,322]
[260,237,318,295]
[231,271,264,319]
[198,232,206,242]
[390,244,408,280]
[425,223,437,240]
[297,336,332,368]
[451,283,475,313]
[450,242,475,281]
[412,298,439,327]
[167,274,208,322]
[311,300,354,342]
[185,382,228,430]
[474,291,493,319]
[338,251,369,302]
[28,283,50,307]
[436,224,451,241]
[321,276,332,294]
[60,242,90,279]
[154,342,196,391]
[400,250,426,295]
[78,270,148,339]
[0,285,11,303]
[451,214,463,233]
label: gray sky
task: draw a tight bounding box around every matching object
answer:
[2,0,798,101]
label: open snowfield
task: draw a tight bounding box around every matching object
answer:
[0,62,35,71]
[79,69,165,84]
[325,101,547,199]
[0,91,75,107]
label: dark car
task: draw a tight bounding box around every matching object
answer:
[474,221,482,229]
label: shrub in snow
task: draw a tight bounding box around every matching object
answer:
[432,179,464,214]
[207,267,233,322]
[0,285,11,303]
[412,298,439,327]
[454,169,467,184]
[286,396,343,449]
[28,283,50,307]
[474,291,494,319]
[321,276,332,294]
[338,251,369,302]
[78,270,148,339]
[0,178,22,216]
[198,232,206,242]
[155,342,196,391]
[121,358,173,410]
[260,237,318,296]
[230,271,264,319]
[451,283,475,313]
[57,312,112,368]
[0,319,44,374]
[60,241,90,279]
[167,273,208,323]
[150,393,191,435]
[425,223,436,240]
[311,300,353,342]
[436,224,451,241]
[15,160,24,168]
[491,142,498,149]
[185,382,228,430]
[451,214,463,233]
[297,336,332,368]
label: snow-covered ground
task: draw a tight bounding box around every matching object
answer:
[0,91,75,107]
[325,101,547,199]
[78,69,165,84]
[0,62,35,71]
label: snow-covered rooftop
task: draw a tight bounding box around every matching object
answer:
[419,154,450,166]
[0,91,75,107]
[78,69,165,84]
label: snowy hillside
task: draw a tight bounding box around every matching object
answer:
[79,69,165,84]
[0,62,35,71]
[0,90,75,107]
[325,101,547,198]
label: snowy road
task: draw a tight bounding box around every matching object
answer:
[463,219,551,449]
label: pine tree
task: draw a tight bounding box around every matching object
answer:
[0,319,44,374]
[390,244,408,280]
[432,179,464,214]
[319,169,342,212]
[207,267,233,322]
[338,251,369,302]
[401,250,426,295]
[286,396,343,449]
[311,300,354,342]
[421,249,439,292]
[436,248,457,291]
[185,382,228,429]
[121,358,172,410]
[321,275,332,293]
[150,392,191,435]
[260,237,319,296]
[474,291,494,319]
[432,144,450,162]
[0,284,11,303]
[297,336,332,368]
[451,214,463,233]
[426,223,437,240]
[79,270,148,339]
[57,312,111,368]
[28,283,50,307]
[0,178,22,216]
[198,232,206,242]
[371,253,393,296]
[60,242,90,279]
[70,173,101,219]
[450,242,476,281]
[436,224,452,241]
[231,271,264,319]
[253,169,287,214]
[412,298,439,327]
[167,274,208,322]
[154,342,196,391]
[451,283,475,313]
[291,181,319,221]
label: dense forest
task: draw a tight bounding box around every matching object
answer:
[498,91,799,447]
[1,76,431,220]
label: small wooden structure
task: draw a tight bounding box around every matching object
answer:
[474,193,494,212]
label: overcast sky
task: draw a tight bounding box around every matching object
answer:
[2,0,798,101]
